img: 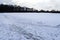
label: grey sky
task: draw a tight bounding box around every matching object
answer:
[0,0,60,10]
[0,0,14,5]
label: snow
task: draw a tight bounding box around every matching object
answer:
[0,13,60,40]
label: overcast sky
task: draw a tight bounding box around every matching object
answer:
[0,0,60,10]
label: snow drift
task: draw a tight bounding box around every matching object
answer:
[0,13,60,40]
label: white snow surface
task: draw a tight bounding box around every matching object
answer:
[0,13,60,40]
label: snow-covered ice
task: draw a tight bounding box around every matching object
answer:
[0,13,60,40]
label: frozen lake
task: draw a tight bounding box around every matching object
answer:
[0,13,60,40]
[3,13,60,26]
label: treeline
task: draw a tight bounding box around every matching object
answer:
[0,4,60,13]
[38,10,60,13]
[0,4,38,12]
